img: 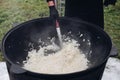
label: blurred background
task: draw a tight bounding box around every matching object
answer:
[0,0,120,61]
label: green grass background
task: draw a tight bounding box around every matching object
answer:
[104,1,120,59]
[0,0,120,61]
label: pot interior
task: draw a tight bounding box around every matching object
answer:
[2,17,112,72]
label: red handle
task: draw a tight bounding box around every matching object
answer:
[56,20,60,28]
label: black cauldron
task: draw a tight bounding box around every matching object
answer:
[1,17,112,80]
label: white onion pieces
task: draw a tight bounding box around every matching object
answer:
[23,37,89,74]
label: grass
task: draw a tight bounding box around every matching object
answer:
[0,0,120,61]
[0,0,49,60]
[0,0,49,42]
[104,1,120,58]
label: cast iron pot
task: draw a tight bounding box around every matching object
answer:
[1,17,112,80]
